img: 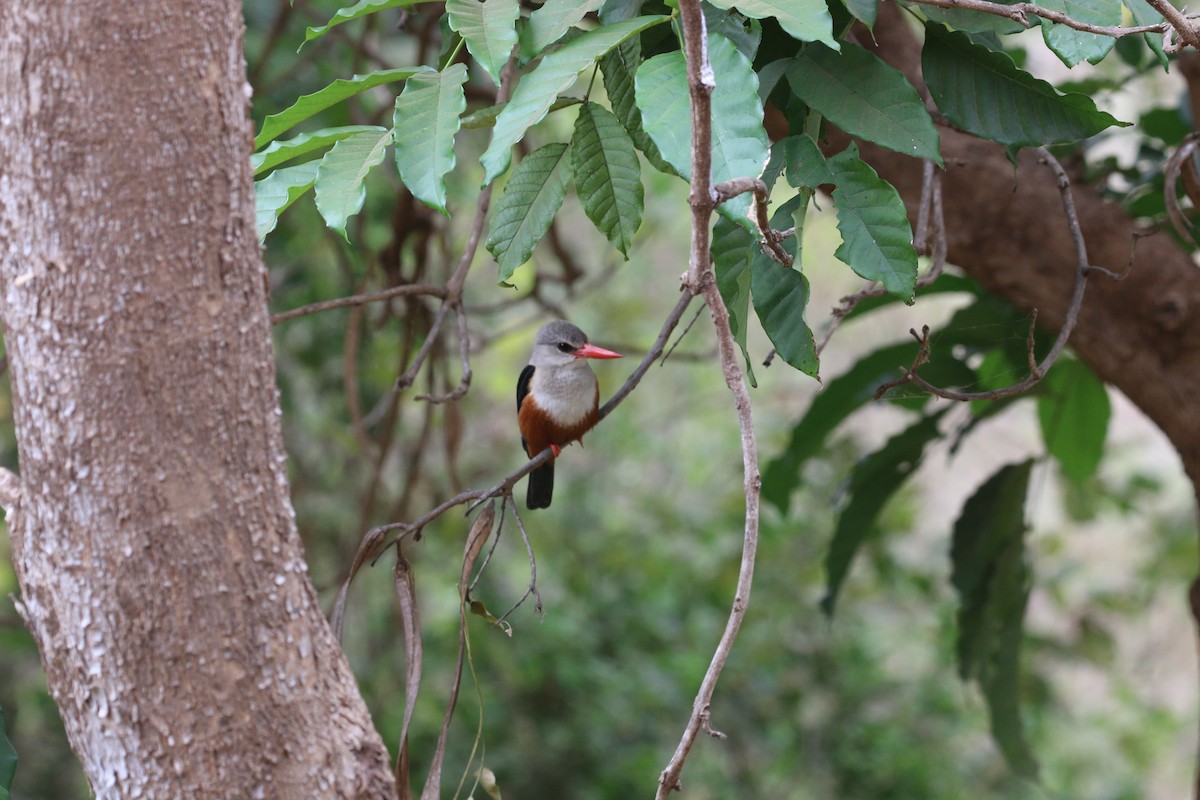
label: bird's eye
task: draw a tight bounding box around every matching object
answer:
[556,342,573,353]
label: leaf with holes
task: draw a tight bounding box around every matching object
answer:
[572,104,643,257]
[828,144,917,300]
[923,24,1127,146]
[951,460,1038,779]
[636,33,769,228]
[446,0,520,87]
[480,15,669,186]
[314,128,394,240]
[255,162,319,243]
[255,67,431,148]
[486,142,573,282]
[787,43,940,164]
[706,0,837,48]
[393,64,468,215]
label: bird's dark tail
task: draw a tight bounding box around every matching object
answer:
[526,461,554,509]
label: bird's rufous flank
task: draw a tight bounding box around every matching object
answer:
[516,320,621,509]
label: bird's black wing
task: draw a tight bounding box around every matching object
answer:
[516,364,535,413]
[516,364,535,452]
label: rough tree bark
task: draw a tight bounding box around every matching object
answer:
[0,2,396,798]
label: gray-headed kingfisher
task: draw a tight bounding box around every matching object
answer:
[516,320,622,509]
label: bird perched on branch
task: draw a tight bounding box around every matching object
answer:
[517,321,622,509]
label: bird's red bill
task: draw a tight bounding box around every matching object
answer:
[573,343,622,360]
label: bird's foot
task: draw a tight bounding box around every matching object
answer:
[551,444,561,457]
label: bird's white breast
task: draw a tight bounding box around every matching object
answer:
[531,363,597,426]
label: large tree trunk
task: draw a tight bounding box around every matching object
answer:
[0,2,396,798]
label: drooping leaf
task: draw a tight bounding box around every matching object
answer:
[480,15,670,186]
[922,24,1128,147]
[393,64,468,215]
[1036,358,1110,482]
[446,0,521,86]
[1037,0,1119,66]
[749,196,818,377]
[922,3,1024,34]
[822,411,947,616]
[600,0,647,23]
[711,218,758,386]
[255,67,431,148]
[706,0,838,49]
[520,0,607,60]
[951,460,1038,779]
[255,162,320,243]
[486,142,573,282]
[314,128,394,240]
[601,37,678,176]
[572,103,643,257]
[764,342,923,512]
[1123,0,1169,69]
[636,33,770,228]
[787,43,941,164]
[252,125,386,176]
[0,709,15,799]
[301,0,424,48]
[828,144,918,300]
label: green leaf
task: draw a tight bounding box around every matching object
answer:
[763,342,920,511]
[446,0,521,87]
[636,33,770,228]
[301,0,424,49]
[842,0,879,27]
[1037,0,1119,66]
[822,411,947,616]
[480,15,670,186]
[951,460,1038,779]
[393,64,468,215]
[572,103,644,257]
[520,0,607,60]
[776,134,835,189]
[828,144,917,300]
[750,197,817,377]
[0,709,15,798]
[486,142,573,281]
[600,0,647,23]
[922,3,1024,34]
[601,37,678,176]
[314,128,394,240]
[1036,358,1110,482]
[787,43,941,164]
[706,0,837,49]
[922,24,1127,147]
[255,68,432,148]
[711,218,758,387]
[1123,0,1169,69]
[255,162,319,243]
[702,5,762,61]
[252,126,386,176]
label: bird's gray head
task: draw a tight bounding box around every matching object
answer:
[529,321,591,368]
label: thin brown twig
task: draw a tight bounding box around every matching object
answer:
[905,0,1199,47]
[712,176,792,266]
[497,501,543,622]
[270,283,448,324]
[658,2,762,796]
[873,147,1122,402]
